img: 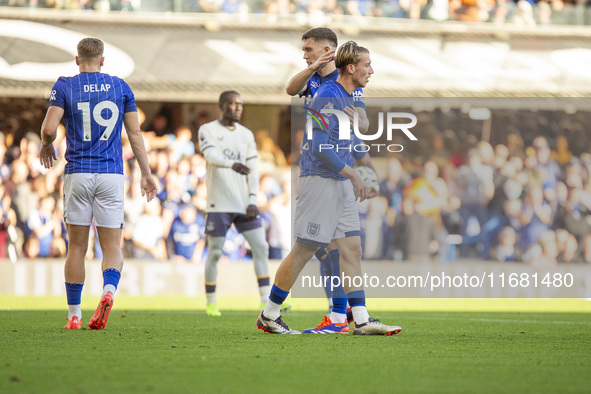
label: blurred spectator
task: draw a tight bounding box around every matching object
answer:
[25,195,66,257]
[533,136,561,201]
[519,185,552,249]
[268,180,292,257]
[525,230,558,268]
[257,131,288,174]
[391,196,438,261]
[23,235,41,258]
[456,149,494,257]
[132,200,167,260]
[123,172,147,258]
[554,186,590,242]
[513,0,537,27]
[257,192,283,259]
[379,158,408,214]
[220,0,248,13]
[147,112,173,137]
[0,132,9,181]
[580,234,591,263]
[362,195,390,259]
[490,226,519,262]
[482,197,523,260]
[555,228,578,263]
[552,135,573,166]
[0,184,17,260]
[167,204,206,263]
[346,0,374,17]
[8,159,38,236]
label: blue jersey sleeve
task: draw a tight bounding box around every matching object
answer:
[312,130,346,174]
[49,78,67,109]
[352,134,367,160]
[121,80,137,113]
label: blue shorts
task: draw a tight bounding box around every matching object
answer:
[205,212,262,236]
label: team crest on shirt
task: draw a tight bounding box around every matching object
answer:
[307,223,320,237]
[321,102,335,126]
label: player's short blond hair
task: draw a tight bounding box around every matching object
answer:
[77,38,104,61]
[335,41,369,74]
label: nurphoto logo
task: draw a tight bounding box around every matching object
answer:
[305,107,418,153]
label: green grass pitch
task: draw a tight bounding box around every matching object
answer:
[1,297,590,393]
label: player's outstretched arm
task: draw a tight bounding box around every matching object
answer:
[340,165,368,202]
[285,49,336,96]
[344,105,369,134]
[124,111,157,202]
[39,106,64,169]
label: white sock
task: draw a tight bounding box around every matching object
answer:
[259,285,270,305]
[330,312,346,324]
[103,284,116,299]
[206,292,217,305]
[68,305,82,320]
[263,299,281,320]
[352,306,370,324]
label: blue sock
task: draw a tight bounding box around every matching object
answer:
[103,268,121,289]
[268,284,290,306]
[347,290,366,308]
[316,248,333,299]
[329,250,347,315]
[65,282,84,305]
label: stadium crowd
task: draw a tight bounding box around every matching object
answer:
[1,0,587,25]
[1,98,591,266]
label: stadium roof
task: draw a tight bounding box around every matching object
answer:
[3,9,591,104]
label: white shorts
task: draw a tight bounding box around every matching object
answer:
[294,175,360,248]
[63,173,124,229]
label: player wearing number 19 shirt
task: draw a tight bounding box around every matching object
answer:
[39,37,157,330]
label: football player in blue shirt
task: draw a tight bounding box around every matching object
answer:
[40,37,157,330]
[257,41,401,335]
[168,204,206,262]
[287,27,378,319]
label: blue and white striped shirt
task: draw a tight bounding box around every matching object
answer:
[49,72,137,174]
[301,80,355,180]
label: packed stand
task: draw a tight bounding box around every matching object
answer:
[0,98,292,264]
[1,98,591,266]
[1,0,588,26]
[368,108,591,266]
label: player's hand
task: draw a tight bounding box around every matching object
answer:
[367,189,379,199]
[39,143,57,169]
[311,49,336,72]
[350,172,368,202]
[232,162,250,175]
[344,106,357,127]
[246,204,260,219]
[141,174,158,202]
